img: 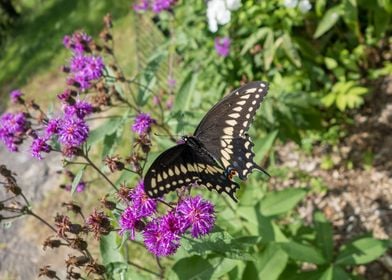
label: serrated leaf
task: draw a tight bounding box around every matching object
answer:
[336,237,388,265]
[280,241,326,265]
[314,5,343,38]
[260,188,307,216]
[314,211,334,262]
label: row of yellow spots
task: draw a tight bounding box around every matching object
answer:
[149,163,222,195]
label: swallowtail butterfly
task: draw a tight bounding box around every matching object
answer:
[144,81,269,202]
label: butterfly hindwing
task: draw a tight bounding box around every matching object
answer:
[144,143,240,200]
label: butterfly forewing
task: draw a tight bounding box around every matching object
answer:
[144,144,240,200]
[193,81,269,177]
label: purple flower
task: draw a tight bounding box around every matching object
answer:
[64,100,94,119]
[133,0,149,11]
[132,113,155,135]
[0,112,29,152]
[57,89,73,103]
[214,37,231,57]
[10,90,23,103]
[69,55,104,90]
[31,137,51,160]
[176,196,215,238]
[82,56,104,80]
[119,206,140,240]
[63,31,92,53]
[45,118,60,136]
[129,181,157,217]
[58,117,89,147]
[143,215,181,256]
[151,0,176,13]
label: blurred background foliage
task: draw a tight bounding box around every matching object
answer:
[0,0,391,279]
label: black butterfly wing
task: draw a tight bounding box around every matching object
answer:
[193,81,269,179]
[144,144,240,201]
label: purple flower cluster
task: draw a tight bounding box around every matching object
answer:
[118,186,216,257]
[63,31,92,54]
[57,118,89,147]
[215,37,231,57]
[63,31,105,91]
[119,181,157,239]
[133,0,176,13]
[132,113,155,135]
[31,137,51,160]
[9,90,23,104]
[64,99,94,119]
[0,112,29,152]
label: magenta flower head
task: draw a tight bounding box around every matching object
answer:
[69,54,105,91]
[151,0,176,13]
[58,117,89,147]
[10,90,23,104]
[63,31,92,53]
[129,181,157,217]
[143,214,182,256]
[64,100,94,119]
[31,137,51,160]
[45,118,60,137]
[214,37,231,57]
[119,206,140,240]
[176,196,216,238]
[0,112,29,152]
[133,0,149,11]
[132,113,155,135]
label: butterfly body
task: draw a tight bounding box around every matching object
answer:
[144,81,269,202]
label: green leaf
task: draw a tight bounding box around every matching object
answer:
[172,256,237,280]
[314,211,334,262]
[336,237,388,265]
[241,27,269,55]
[242,262,259,280]
[181,230,255,261]
[314,5,343,38]
[100,232,125,266]
[281,33,301,67]
[71,167,85,194]
[316,0,327,16]
[253,130,279,164]
[136,53,164,106]
[87,117,125,145]
[260,188,307,216]
[256,243,288,279]
[238,206,287,242]
[319,265,352,280]
[343,0,360,40]
[173,70,198,112]
[280,241,326,265]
